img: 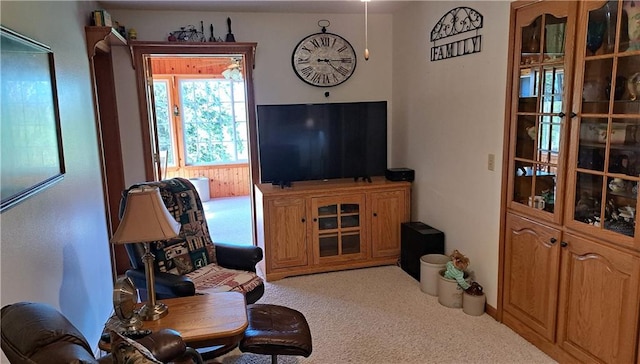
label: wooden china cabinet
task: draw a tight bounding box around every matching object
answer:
[500,1,640,363]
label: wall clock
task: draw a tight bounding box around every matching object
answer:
[292,21,357,87]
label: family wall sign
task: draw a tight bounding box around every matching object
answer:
[430,7,484,61]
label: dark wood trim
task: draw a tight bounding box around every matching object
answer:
[129,42,260,245]
[85,26,130,277]
[129,42,258,183]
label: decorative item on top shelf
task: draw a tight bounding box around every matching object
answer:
[623,0,640,51]
[92,9,112,27]
[225,17,236,42]
[168,24,204,42]
[208,23,216,42]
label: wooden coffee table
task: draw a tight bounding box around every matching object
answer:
[100,292,248,355]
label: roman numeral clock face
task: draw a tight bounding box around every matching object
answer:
[292,32,357,87]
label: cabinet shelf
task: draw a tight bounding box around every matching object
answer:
[582,100,640,114]
[579,141,639,150]
[318,227,361,235]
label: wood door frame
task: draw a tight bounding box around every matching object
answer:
[129,41,260,242]
[85,27,129,278]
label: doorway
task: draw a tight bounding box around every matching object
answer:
[129,43,259,264]
[151,55,252,245]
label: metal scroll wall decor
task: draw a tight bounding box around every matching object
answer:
[430,7,483,61]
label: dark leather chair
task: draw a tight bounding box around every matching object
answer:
[0,302,202,363]
[121,177,265,304]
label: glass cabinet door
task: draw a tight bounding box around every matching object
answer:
[313,196,365,260]
[509,2,576,223]
[570,0,640,242]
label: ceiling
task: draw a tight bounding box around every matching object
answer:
[97,0,413,14]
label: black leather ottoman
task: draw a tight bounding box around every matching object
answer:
[239,304,312,364]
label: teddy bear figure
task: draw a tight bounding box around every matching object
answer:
[443,249,470,290]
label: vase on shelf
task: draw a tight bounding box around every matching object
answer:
[526,18,541,53]
[624,1,640,51]
[604,2,616,52]
[587,21,606,55]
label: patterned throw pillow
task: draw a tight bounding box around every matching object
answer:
[110,330,162,364]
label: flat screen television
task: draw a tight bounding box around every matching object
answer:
[257,101,387,184]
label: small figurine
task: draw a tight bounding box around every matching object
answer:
[444,249,470,290]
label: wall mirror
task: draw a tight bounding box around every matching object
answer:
[1,26,65,212]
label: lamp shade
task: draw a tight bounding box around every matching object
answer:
[110,186,180,245]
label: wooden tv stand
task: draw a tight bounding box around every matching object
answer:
[254,177,411,281]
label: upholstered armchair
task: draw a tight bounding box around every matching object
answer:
[120,178,265,304]
[1,302,202,363]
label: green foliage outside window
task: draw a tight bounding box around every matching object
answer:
[153,81,175,165]
[153,78,247,167]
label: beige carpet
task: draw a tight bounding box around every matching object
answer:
[213,266,556,364]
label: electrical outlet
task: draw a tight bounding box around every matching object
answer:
[488,154,495,171]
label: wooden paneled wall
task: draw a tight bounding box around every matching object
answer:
[151,57,231,76]
[165,164,250,197]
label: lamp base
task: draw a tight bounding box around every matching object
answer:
[138,302,168,321]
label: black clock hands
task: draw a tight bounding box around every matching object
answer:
[317,58,347,63]
[317,59,344,73]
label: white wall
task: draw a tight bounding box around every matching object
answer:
[107,9,393,186]
[108,2,511,308]
[392,1,511,307]
[0,0,115,357]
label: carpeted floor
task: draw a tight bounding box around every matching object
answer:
[203,196,252,245]
[212,266,557,364]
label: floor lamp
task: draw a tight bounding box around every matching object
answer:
[110,186,180,321]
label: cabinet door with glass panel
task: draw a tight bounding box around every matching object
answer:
[507,1,578,224]
[567,0,640,247]
[311,194,367,264]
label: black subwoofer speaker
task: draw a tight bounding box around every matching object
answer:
[400,222,445,281]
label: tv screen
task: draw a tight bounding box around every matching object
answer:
[257,101,387,184]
